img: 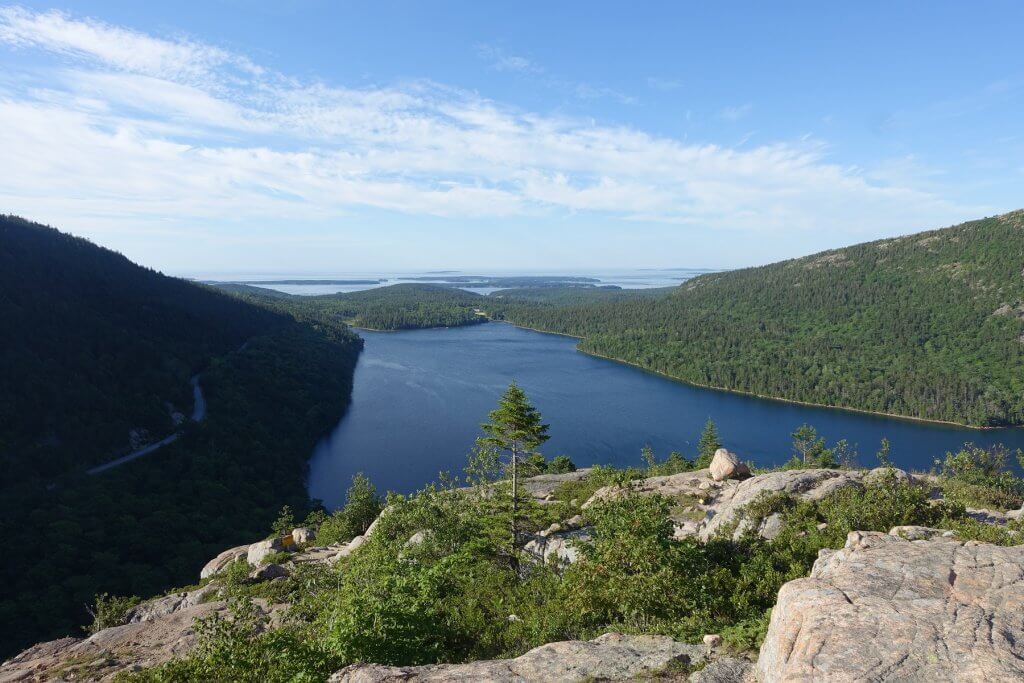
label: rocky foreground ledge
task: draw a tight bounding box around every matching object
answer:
[759,530,1024,682]
[4,461,1024,681]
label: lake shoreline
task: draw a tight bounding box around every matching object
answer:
[490,319,1004,431]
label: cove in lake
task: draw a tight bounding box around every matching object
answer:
[308,323,1024,509]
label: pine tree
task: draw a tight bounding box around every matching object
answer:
[695,418,721,468]
[477,382,550,563]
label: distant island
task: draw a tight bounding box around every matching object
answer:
[205,278,385,285]
[406,275,603,288]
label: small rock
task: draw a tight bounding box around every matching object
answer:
[405,530,433,547]
[564,514,584,528]
[698,481,712,490]
[331,534,366,562]
[291,527,316,544]
[759,513,784,540]
[816,522,829,530]
[541,522,562,537]
[703,634,722,648]
[249,563,289,582]
[709,448,750,482]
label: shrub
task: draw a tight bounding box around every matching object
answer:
[85,593,140,634]
[316,474,383,545]
[936,444,1024,510]
[547,455,577,474]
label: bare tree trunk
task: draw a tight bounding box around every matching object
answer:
[510,441,519,571]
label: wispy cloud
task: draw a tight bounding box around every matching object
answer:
[0,7,980,241]
[475,41,634,104]
[475,43,541,74]
[646,76,682,91]
[573,82,636,105]
[720,103,752,121]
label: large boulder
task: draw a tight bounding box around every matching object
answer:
[709,448,750,482]
[247,537,285,566]
[199,544,249,580]
[329,633,708,682]
[758,531,1024,682]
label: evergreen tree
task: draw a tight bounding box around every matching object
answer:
[790,424,838,468]
[476,382,550,563]
[341,473,383,537]
[695,418,721,468]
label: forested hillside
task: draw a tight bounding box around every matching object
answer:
[0,216,287,479]
[489,211,1024,427]
[218,282,488,330]
[0,217,363,657]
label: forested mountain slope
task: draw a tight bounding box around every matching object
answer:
[0,217,363,658]
[489,211,1024,426]
[0,215,288,480]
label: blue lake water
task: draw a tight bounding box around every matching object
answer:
[307,322,1024,509]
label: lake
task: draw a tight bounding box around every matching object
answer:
[307,322,1024,509]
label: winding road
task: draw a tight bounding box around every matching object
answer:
[87,375,205,475]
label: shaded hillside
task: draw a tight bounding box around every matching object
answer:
[0,216,288,480]
[489,211,1024,426]
[0,217,364,657]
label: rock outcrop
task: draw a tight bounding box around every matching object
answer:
[123,585,218,624]
[699,468,868,540]
[581,466,879,543]
[1,601,226,681]
[758,530,1024,682]
[329,633,710,682]
[199,543,248,579]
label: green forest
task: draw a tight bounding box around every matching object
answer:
[486,211,1024,427]
[0,218,363,657]
[216,282,488,330]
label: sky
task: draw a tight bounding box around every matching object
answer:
[1,2,1022,273]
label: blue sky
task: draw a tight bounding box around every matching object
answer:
[1,2,1022,272]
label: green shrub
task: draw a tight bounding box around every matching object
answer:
[316,474,383,545]
[547,455,577,474]
[85,593,141,634]
[936,444,1024,510]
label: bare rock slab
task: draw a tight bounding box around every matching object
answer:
[758,531,1024,682]
[330,633,707,682]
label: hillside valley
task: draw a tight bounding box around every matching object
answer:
[6,211,1024,680]
[0,217,363,658]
